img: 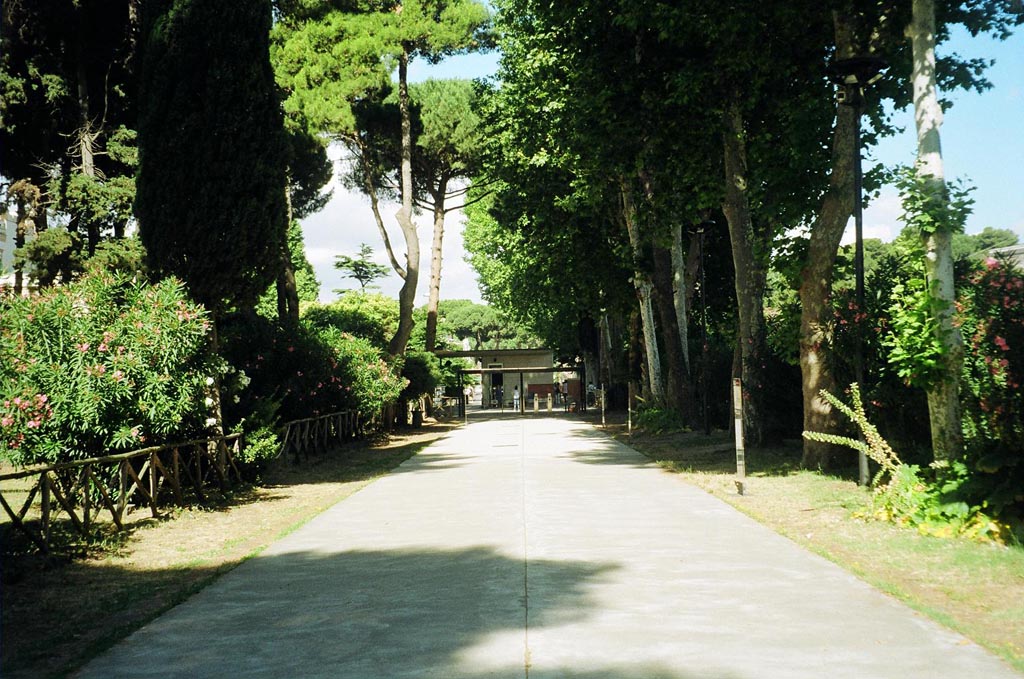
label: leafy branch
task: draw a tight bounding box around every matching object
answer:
[802,383,901,485]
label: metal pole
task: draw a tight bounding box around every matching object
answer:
[853,95,869,488]
[601,382,606,427]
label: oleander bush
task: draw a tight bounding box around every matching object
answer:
[0,272,218,466]
[957,257,1024,523]
[220,313,405,431]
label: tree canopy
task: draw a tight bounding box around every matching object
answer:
[136,0,288,314]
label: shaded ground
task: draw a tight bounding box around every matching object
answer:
[0,422,458,679]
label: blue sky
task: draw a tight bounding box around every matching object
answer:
[860,26,1024,243]
[302,27,1022,303]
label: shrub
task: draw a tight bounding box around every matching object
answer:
[634,406,688,434]
[317,326,406,415]
[220,314,405,429]
[0,272,217,466]
[302,293,398,350]
[957,256,1024,521]
[399,351,443,403]
[804,384,1009,543]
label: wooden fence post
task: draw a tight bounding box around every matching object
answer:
[150,451,160,516]
[82,465,91,533]
[40,472,51,547]
[118,460,128,522]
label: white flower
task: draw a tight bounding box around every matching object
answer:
[205,376,215,386]
[205,417,218,427]
[204,397,215,408]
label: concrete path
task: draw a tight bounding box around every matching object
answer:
[76,417,1021,678]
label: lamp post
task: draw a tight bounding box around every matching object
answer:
[828,55,887,486]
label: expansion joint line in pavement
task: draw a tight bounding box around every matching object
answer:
[521,421,532,678]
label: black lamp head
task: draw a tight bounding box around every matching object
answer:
[827,55,889,86]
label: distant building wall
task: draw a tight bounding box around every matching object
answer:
[479,350,553,408]
[0,211,18,291]
[989,244,1024,269]
[0,211,15,275]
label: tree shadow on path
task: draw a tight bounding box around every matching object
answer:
[71,545,741,679]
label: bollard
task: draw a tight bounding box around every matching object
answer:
[534,395,539,413]
[547,393,552,412]
[733,377,746,481]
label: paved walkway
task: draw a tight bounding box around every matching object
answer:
[76,417,1021,678]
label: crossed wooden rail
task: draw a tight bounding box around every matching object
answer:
[0,434,243,555]
[277,410,361,461]
[1,411,370,555]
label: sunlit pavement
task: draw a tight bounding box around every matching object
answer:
[75,417,1022,679]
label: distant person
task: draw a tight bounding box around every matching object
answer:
[513,385,520,410]
[553,384,561,405]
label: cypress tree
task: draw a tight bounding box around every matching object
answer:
[136,0,287,314]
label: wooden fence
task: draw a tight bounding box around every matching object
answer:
[277,410,360,461]
[1,411,370,555]
[0,435,244,555]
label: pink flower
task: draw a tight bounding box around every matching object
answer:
[77,342,90,352]
[994,335,1010,352]
[26,419,40,429]
[0,416,13,427]
[98,343,108,352]
[985,257,1000,270]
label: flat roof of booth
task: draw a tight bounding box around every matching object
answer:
[434,348,553,359]
[459,366,578,375]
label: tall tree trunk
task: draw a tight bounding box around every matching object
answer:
[653,245,688,414]
[799,10,859,470]
[276,172,300,326]
[620,177,664,403]
[75,32,100,254]
[424,178,449,352]
[10,180,41,296]
[388,48,420,357]
[670,221,691,375]
[721,98,768,447]
[909,0,963,461]
[628,309,643,407]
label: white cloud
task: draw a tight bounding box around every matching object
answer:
[299,147,484,304]
[844,187,901,245]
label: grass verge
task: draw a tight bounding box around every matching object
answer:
[0,422,457,679]
[601,420,1024,672]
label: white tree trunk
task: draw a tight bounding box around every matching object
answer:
[389,48,420,357]
[909,0,964,461]
[620,178,665,402]
[425,180,448,352]
[670,221,690,375]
